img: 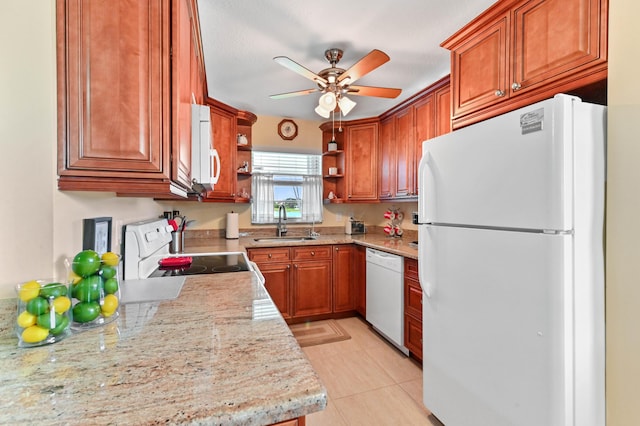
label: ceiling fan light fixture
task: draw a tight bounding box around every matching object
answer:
[338,96,357,116]
[319,92,337,110]
[315,104,331,118]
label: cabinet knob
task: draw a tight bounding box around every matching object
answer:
[294,264,298,268]
[511,82,522,91]
[311,251,315,256]
[268,253,272,258]
[495,90,505,97]
[287,264,290,269]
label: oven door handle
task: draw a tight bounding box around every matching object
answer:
[249,261,265,285]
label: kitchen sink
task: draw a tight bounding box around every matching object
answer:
[253,236,318,243]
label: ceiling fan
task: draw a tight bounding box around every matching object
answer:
[270,48,402,118]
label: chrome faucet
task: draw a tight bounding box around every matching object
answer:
[277,203,288,237]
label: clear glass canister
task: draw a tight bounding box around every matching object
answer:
[66,250,121,329]
[15,280,72,347]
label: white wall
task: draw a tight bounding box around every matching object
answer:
[606,0,640,424]
[0,0,166,298]
[1,1,56,298]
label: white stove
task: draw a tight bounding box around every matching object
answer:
[121,218,263,303]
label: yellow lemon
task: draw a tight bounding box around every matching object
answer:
[101,252,120,267]
[22,325,50,343]
[101,294,119,316]
[68,271,82,285]
[17,310,37,328]
[18,280,41,302]
[52,296,71,314]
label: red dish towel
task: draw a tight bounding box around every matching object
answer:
[158,256,192,267]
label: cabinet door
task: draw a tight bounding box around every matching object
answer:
[292,260,333,317]
[413,94,435,198]
[394,107,415,198]
[346,123,378,201]
[257,262,292,319]
[434,83,452,137]
[405,278,423,320]
[354,245,367,316]
[171,0,193,190]
[204,106,237,199]
[58,0,170,178]
[333,245,355,312]
[511,0,607,95]
[451,14,509,118]
[378,117,395,200]
[404,315,423,360]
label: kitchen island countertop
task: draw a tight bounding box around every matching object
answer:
[0,272,326,425]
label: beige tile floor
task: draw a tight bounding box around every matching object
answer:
[303,317,444,426]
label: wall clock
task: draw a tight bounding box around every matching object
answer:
[277,119,298,140]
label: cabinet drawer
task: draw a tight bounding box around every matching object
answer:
[292,245,332,261]
[405,278,422,319]
[247,248,290,263]
[404,315,423,360]
[404,257,419,280]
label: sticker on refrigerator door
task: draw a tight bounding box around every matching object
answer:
[520,108,544,135]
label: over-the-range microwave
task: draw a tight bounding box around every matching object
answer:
[191,104,220,192]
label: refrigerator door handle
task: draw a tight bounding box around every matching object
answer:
[417,149,431,223]
[418,225,433,299]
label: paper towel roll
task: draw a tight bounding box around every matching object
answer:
[226,212,239,239]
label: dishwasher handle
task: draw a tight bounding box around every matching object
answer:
[366,248,403,272]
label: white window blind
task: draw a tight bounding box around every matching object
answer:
[252,151,321,176]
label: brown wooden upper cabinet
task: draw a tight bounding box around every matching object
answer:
[443,0,608,129]
[346,120,379,202]
[378,77,451,201]
[56,0,204,197]
[201,102,238,201]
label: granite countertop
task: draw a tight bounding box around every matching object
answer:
[186,232,419,260]
[0,273,326,425]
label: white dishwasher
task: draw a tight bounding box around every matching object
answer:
[366,248,408,355]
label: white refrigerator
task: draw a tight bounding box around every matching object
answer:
[416,94,605,426]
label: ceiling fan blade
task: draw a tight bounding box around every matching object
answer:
[274,56,328,85]
[337,49,390,84]
[348,85,402,99]
[269,88,320,99]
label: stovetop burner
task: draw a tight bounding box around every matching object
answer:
[212,265,243,273]
[149,253,251,278]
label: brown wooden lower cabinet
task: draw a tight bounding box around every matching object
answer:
[292,259,333,317]
[354,245,366,316]
[333,245,356,312]
[258,262,292,319]
[405,315,423,360]
[272,416,305,426]
[248,245,359,322]
[404,258,423,361]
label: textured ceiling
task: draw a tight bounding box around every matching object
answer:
[197,0,497,121]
